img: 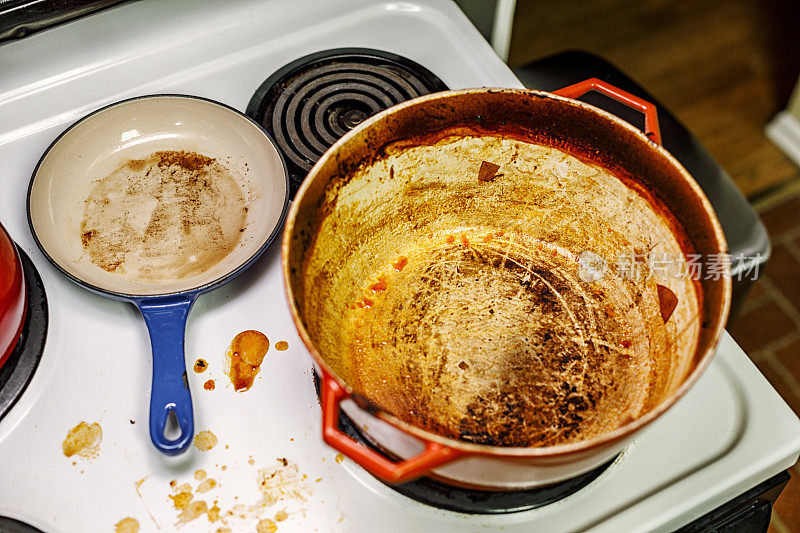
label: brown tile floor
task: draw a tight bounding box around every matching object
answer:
[507,0,800,197]
[729,185,800,532]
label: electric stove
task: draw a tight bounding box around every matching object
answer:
[0,1,799,532]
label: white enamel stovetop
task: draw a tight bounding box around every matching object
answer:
[0,1,799,532]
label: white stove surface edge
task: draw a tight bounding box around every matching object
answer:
[0,1,798,532]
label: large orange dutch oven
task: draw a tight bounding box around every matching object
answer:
[283,79,731,489]
[0,222,26,371]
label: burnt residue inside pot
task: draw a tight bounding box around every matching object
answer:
[294,129,704,448]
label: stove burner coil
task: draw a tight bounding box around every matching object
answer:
[246,48,448,196]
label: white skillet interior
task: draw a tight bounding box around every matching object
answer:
[29,96,287,296]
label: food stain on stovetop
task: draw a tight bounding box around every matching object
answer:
[193,430,218,451]
[114,517,139,533]
[158,456,310,529]
[193,358,208,373]
[257,518,278,532]
[226,330,269,392]
[62,421,102,459]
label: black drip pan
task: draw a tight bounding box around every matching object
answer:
[0,246,48,421]
[0,516,45,533]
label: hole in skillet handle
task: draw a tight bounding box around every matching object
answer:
[163,409,182,441]
[551,78,662,145]
[135,294,198,455]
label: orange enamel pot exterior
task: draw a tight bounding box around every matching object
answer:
[0,222,26,371]
[282,80,731,489]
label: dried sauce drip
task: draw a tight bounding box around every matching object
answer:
[114,517,139,533]
[62,422,102,458]
[369,277,388,292]
[334,453,344,463]
[178,501,208,525]
[477,160,501,182]
[80,150,246,280]
[392,256,408,271]
[170,489,192,509]
[275,341,289,351]
[657,284,679,322]
[208,504,221,522]
[163,458,310,529]
[193,359,208,373]
[194,430,218,451]
[197,478,217,493]
[204,379,216,390]
[257,518,278,532]
[226,330,269,392]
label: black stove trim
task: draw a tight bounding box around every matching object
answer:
[0,516,45,533]
[0,246,48,421]
[246,47,449,197]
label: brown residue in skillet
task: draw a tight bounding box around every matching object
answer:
[275,341,289,351]
[204,379,216,391]
[125,159,146,172]
[227,330,269,392]
[80,150,246,279]
[155,150,214,172]
[81,230,96,246]
[193,359,208,373]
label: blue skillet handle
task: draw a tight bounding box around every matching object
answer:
[134,295,197,455]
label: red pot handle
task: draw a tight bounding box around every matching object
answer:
[552,78,662,145]
[320,372,464,483]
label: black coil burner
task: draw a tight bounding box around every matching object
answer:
[313,374,616,514]
[0,246,48,422]
[246,48,448,196]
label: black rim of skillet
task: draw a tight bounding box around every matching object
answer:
[0,246,48,422]
[0,516,45,533]
[245,47,449,197]
[312,373,617,514]
[25,93,290,303]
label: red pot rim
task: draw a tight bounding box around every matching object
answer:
[0,223,27,370]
